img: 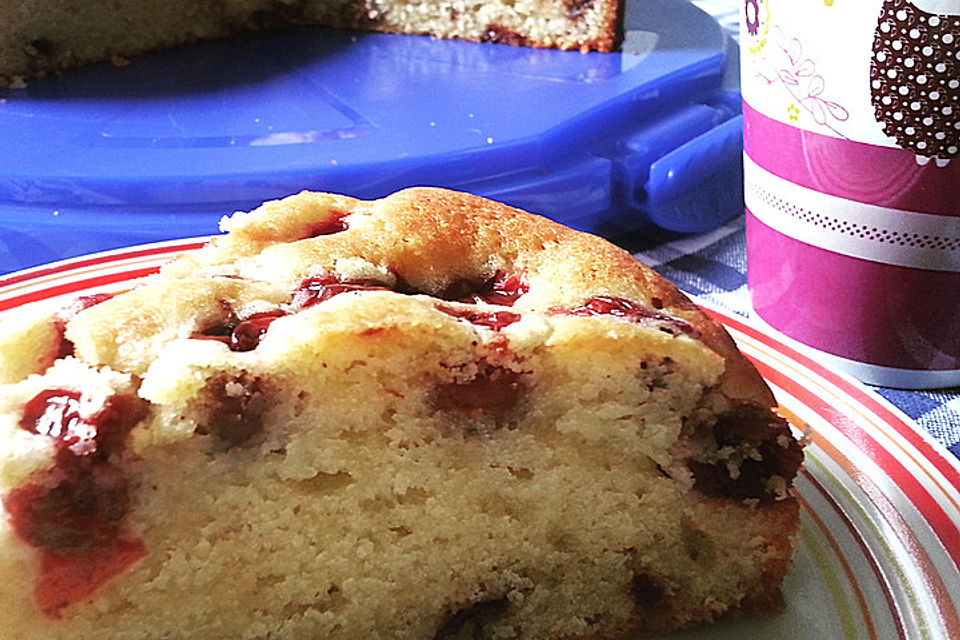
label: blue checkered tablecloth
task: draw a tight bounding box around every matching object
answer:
[673,0,960,460]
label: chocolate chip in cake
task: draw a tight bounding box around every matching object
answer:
[566,0,596,20]
[630,573,667,609]
[195,373,273,449]
[434,597,509,640]
[481,25,530,46]
[686,404,803,503]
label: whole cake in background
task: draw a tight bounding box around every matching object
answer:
[0,187,802,639]
[0,0,624,85]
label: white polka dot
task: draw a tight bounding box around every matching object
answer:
[909,28,920,39]
[888,68,898,78]
[944,34,955,45]
[955,122,960,130]
[918,141,927,149]
[923,116,934,125]
[936,63,947,73]
[884,94,894,104]
[897,9,907,20]
[877,51,888,62]
[944,107,954,116]
[936,132,946,140]
[923,46,934,56]
[904,57,914,67]
[949,146,958,154]
[881,21,891,33]
[950,80,960,89]
[893,40,903,50]
[917,74,927,84]
[899,86,910,95]
[929,16,941,27]
[894,111,904,120]
[930,91,940,100]
[873,79,882,89]
[906,126,916,134]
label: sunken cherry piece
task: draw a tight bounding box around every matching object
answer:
[432,358,528,430]
[4,387,148,618]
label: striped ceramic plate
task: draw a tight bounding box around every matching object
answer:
[1,239,958,640]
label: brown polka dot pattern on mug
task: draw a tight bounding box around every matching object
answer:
[870,0,960,160]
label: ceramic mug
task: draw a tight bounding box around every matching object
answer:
[740,0,960,389]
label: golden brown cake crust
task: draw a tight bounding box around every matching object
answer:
[175,187,776,407]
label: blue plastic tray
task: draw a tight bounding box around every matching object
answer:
[0,0,742,274]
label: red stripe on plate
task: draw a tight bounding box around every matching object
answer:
[782,406,906,639]
[0,267,162,312]
[753,357,960,640]
[0,240,207,289]
[799,412,960,638]
[797,483,885,640]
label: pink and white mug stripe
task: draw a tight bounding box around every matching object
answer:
[740,0,960,388]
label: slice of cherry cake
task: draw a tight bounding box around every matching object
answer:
[0,188,803,639]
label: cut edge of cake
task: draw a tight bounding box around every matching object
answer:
[0,0,625,87]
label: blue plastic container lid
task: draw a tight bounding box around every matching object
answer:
[0,0,742,274]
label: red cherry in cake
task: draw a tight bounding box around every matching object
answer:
[456,271,529,306]
[4,389,148,617]
[293,274,393,308]
[304,210,350,238]
[59,293,117,318]
[35,537,147,619]
[53,292,116,359]
[20,389,84,447]
[554,296,699,337]
[20,389,141,460]
[434,360,527,425]
[436,305,521,331]
[194,310,289,352]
